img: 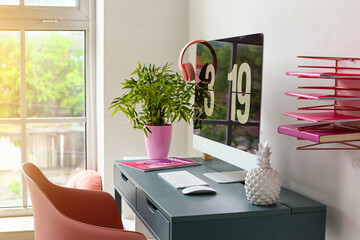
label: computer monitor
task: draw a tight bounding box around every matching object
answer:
[193,33,264,170]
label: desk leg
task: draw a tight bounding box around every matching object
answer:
[135,216,155,240]
[115,189,122,213]
[115,190,136,231]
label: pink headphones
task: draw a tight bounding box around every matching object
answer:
[178,40,217,82]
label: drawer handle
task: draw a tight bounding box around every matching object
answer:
[146,199,157,213]
[121,173,128,182]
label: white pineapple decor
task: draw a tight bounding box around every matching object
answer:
[245,141,281,205]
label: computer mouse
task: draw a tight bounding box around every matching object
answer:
[182,186,217,195]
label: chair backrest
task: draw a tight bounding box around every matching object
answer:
[22,162,74,239]
[22,162,145,240]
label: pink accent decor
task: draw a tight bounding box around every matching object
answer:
[286,72,323,78]
[66,170,102,191]
[144,124,172,159]
[283,112,360,123]
[21,162,146,240]
[285,92,360,100]
[286,71,360,78]
[278,123,360,143]
[119,157,200,171]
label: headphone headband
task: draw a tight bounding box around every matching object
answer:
[178,40,217,81]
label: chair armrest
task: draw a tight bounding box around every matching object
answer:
[86,228,147,240]
[47,184,123,229]
[49,213,147,240]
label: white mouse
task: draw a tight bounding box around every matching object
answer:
[182,186,217,195]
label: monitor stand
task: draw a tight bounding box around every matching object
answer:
[202,152,213,160]
[203,170,247,183]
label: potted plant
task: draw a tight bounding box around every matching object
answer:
[109,62,195,159]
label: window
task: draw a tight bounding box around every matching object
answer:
[0,0,77,6]
[25,0,77,7]
[0,0,19,5]
[0,0,94,213]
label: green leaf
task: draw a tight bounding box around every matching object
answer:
[143,128,148,137]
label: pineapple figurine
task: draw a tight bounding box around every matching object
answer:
[245,141,281,205]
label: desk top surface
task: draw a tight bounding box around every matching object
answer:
[114,157,325,222]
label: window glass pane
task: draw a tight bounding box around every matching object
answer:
[26,122,85,186]
[231,125,258,154]
[26,31,85,118]
[0,31,20,118]
[194,124,227,144]
[25,0,76,7]
[0,0,19,5]
[0,124,22,208]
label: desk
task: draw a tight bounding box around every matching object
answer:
[114,158,326,240]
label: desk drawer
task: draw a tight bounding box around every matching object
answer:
[137,189,169,240]
[114,168,136,207]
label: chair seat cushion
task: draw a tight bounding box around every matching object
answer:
[66,170,102,191]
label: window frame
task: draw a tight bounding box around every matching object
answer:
[0,0,96,215]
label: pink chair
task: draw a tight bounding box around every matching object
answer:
[22,162,146,240]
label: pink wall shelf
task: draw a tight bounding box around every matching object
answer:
[279,56,360,150]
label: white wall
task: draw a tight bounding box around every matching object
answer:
[188,0,360,239]
[100,0,189,193]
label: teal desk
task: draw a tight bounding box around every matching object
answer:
[114,158,326,240]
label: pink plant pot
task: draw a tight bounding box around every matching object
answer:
[144,124,172,159]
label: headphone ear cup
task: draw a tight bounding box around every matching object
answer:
[199,63,210,82]
[183,62,195,81]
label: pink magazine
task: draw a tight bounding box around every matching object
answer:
[286,72,322,78]
[320,72,360,79]
[283,112,360,123]
[118,157,201,171]
[278,123,360,143]
[286,71,360,79]
[285,92,360,100]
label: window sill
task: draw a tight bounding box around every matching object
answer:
[0,216,34,240]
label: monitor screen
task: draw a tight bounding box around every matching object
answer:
[193,33,264,169]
